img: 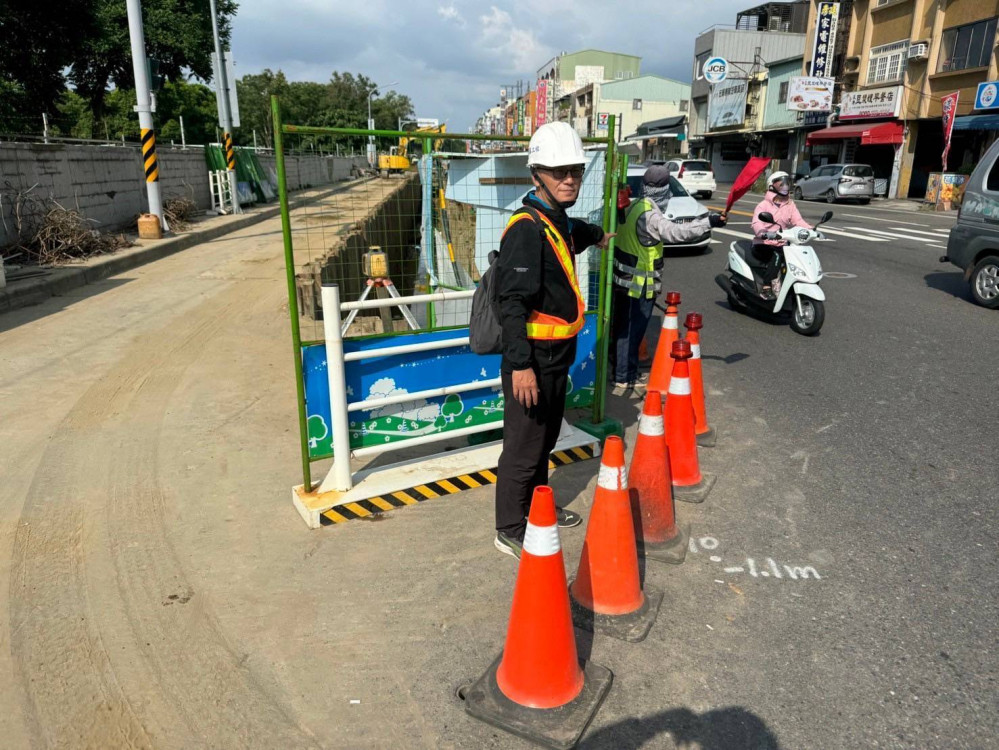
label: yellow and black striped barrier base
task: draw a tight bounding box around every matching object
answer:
[319,444,598,525]
[141,128,158,182]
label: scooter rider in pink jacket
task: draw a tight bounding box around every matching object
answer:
[750,171,812,298]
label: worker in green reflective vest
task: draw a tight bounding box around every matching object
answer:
[610,165,726,394]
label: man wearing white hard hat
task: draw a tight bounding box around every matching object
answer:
[492,121,615,558]
[751,171,811,298]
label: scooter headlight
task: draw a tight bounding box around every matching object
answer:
[788,262,808,278]
[797,228,810,243]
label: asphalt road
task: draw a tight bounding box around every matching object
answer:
[0,192,994,750]
[638,193,999,749]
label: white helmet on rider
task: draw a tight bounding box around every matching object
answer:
[527,122,586,167]
[768,171,791,196]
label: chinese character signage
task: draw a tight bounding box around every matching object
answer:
[517,98,525,136]
[787,77,835,111]
[708,78,748,130]
[839,85,902,120]
[810,2,840,78]
[535,80,548,129]
[941,92,959,169]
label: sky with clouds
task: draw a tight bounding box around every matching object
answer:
[231,0,749,131]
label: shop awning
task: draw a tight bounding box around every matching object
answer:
[806,121,904,146]
[953,114,999,130]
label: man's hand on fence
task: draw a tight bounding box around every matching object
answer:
[512,368,540,409]
[596,232,616,250]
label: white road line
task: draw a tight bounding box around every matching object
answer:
[840,213,950,228]
[889,227,953,238]
[819,226,888,241]
[845,226,945,245]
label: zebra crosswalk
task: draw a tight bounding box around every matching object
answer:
[706,220,951,249]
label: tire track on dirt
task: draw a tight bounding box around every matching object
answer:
[9,278,317,748]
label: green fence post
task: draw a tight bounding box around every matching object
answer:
[577,116,623,443]
[272,95,312,491]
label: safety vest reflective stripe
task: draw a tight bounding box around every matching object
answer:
[504,211,585,340]
[523,521,561,556]
[615,198,664,299]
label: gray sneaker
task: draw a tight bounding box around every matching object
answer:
[611,382,633,396]
[494,532,523,559]
[557,507,582,528]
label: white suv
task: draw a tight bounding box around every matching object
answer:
[663,159,716,199]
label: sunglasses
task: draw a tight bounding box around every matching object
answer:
[538,165,585,181]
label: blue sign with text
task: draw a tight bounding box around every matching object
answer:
[975,81,999,110]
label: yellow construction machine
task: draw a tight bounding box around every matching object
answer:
[378,124,447,174]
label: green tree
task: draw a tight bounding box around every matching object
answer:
[155,79,219,145]
[0,0,98,131]
[71,0,238,120]
[234,69,291,148]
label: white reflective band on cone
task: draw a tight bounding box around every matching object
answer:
[663,316,678,330]
[598,463,628,490]
[639,414,665,435]
[668,378,691,396]
[690,344,701,359]
[523,522,561,556]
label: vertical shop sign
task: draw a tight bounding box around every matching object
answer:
[810,2,840,78]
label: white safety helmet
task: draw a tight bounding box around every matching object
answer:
[527,122,586,168]
[767,171,791,190]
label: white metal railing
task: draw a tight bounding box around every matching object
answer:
[318,284,500,494]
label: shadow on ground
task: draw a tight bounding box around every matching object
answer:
[581,706,782,750]
[924,271,974,303]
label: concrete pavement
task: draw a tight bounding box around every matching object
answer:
[0,195,995,748]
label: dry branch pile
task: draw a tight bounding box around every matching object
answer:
[163,196,199,231]
[1,183,132,265]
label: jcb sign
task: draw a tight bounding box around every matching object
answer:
[703,56,729,85]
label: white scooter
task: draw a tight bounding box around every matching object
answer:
[715,210,832,336]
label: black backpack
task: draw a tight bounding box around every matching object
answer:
[468,206,547,355]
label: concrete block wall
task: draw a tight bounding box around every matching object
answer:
[0,142,368,247]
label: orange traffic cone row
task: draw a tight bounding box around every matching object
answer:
[570,436,663,642]
[463,486,613,749]
[685,313,717,448]
[638,336,651,366]
[647,290,682,394]
[665,340,716,503]
[628,392,689,564]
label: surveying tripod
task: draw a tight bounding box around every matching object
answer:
[341,277,420,335]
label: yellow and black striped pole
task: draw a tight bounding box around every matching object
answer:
[141,128,159,182]
[223,132,236,170]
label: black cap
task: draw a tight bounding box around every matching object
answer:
[643,165,672,187]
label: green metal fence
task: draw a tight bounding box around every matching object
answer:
[271,95,622,491]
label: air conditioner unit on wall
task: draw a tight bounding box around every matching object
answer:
[908,43,929,60]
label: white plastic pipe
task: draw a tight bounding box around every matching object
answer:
[339,289,474,311]
[343,337,470,362]
[320,285,354,493]
[347,378,501,412]
[351,421,502,458]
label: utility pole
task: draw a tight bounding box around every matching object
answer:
[42,113,49,144]
[179,115,186,149]
[209,0,241,213]
[125,0,164,227]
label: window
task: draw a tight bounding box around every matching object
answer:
[938,17,997,73]
[633,98,643,110]
[844,165,873,177]
[867,40,908,84]
[987,153,999,192]
[874,0,892,6]
[684,161,711,171]
[680,99,689,112]
[778,81,789,104]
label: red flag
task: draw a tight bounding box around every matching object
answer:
[941,92,959,171]
[725,156,772,213]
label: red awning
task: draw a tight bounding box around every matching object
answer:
[806,121,904,146]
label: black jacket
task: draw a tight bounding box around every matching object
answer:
[496,192,605,373]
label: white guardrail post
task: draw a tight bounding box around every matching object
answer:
[321,284,354,492]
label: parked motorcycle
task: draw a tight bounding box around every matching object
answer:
[715,210,832,336]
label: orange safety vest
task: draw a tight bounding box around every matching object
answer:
[502,210,586,340]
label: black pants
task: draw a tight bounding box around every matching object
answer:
[495,367,568,540]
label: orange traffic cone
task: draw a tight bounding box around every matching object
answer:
[685,312,717,448]
[464,486,613,748]
[647,291,682,394]
[628,392,689,564]
[665,340,716,503]
[570,436,663,642]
